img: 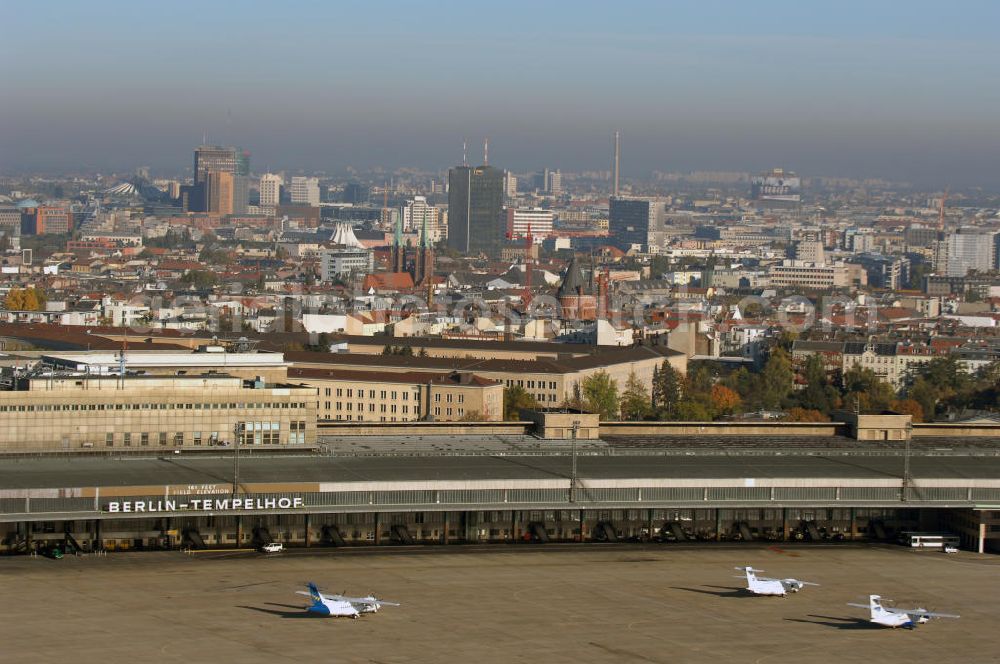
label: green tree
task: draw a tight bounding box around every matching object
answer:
[652,361,684,419]
[650,254,670,277]
[503,385,538,420]
[907,376,939,421]
[179,270,219,290]
[759,348,794,410]
[722,366,759,408]
[619,370,652,421]
[685,363,714,397]
[910,356,970,413]
[672,398,714,421]
[582,370,619,420]
[795,353,840,414]
[842,366,896,413]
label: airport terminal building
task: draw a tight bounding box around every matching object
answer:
[2,412,1000,556]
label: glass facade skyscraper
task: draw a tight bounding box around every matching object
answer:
[193,145,237,185]
[448,165,505,256]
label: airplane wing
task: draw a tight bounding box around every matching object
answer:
[846,603,869,609]
[341,596,400,606]
[907,610,960,619]
[785,579,820,586]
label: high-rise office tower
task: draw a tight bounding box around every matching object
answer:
[193,145,237,185]
[503,171,518,200]
[290,176,320,206]
[612,131,621,196]
[401,196,444,241]
[206,171,235,215]
[609,197,664,252]
[342,183,370,204]
[259,173,282,210]
[232,176,249,215]
[939,228,995,277]
[447,164,505,256]
[546,169,562,196]
[236,148,251,176]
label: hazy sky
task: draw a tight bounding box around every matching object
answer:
[3,1,999,184]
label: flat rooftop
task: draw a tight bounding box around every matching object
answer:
[3,453,1000,491]
[41,351,288,369]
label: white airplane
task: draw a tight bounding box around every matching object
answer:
[735,566,819,596]
[847,595,959,629]
[297,583,400,619]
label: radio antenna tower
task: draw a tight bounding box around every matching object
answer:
[938,188,949,232]
[612,130,621,197]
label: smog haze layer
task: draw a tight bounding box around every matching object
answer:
[2,0,999,185]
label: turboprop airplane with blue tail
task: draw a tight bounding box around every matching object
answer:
[296,583,400,619]
[847,595,959,629]
[735,566,819,596]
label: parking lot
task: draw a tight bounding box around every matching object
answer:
[2,544,998,663]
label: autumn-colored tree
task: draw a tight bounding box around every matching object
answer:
[783,408,831,423]
[4,287,45,311]
[890,398,924,423]
[709,384,742,416]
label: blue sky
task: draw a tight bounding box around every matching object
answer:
[3,1,999,184]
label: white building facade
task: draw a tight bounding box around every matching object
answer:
[290,177,320,207]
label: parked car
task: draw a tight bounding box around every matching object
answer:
[943,545,959,554]
[260,542,283,554]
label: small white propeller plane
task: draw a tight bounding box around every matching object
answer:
[296,583,400,619]
[735,566,819,596]
[847,595,959,629]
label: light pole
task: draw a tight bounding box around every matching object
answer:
[570,420,580,503]
[232,422,243,497]
[901,427,912,502]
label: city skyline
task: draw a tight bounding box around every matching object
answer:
[3,1,999,185]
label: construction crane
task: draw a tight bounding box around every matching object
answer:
[382,183,389,230]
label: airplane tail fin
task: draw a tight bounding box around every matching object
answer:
[744,566,756,582]
[869,594,882,616]
[307,583,323,605]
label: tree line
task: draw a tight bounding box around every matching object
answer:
[502,349,1000,422]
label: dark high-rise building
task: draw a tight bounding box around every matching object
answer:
[448,165,504,256]
[236,148,251,176]
[193,145,237,185]
[343,183,370,205]
[609,197,664,252]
